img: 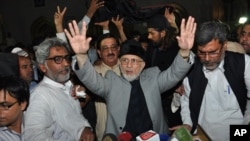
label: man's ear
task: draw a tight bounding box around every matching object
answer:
[160,30,166,37]
[223,41,228,50]
[97,50,102,58]
[141,61,146,69]
[21,101,28,111]
[39,64,47,74]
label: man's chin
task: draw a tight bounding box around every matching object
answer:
[205,65,218,70]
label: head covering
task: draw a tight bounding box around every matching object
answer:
[0,53,19,77]
[147,14,175,31]
[11,47,29,57]
[119,40,146,61]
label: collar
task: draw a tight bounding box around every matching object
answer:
[42,76,72,90]
[202,59,225,73]
[101,60,120,70]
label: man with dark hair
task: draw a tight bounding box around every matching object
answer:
[0,76,30,141]
[146,11,184,128]
[178,21,250,141]
[239,21,250,54]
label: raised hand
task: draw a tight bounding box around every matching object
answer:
[164,7,179,34]
[54,6,67,33]
[94,20,109,30]
[64,21,91,54]
[111,15,124,30]
[86,0,105,18]
[176,16,196,55]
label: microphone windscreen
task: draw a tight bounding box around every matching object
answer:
[118,132,132,141]
[136,130,160,141]
[102,133,118,141]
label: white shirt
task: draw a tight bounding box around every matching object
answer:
[181,54,250,141]
[24,76,91,141]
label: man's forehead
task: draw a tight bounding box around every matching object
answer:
[101,38,117,45]
[0,90,8,101]
[121,54,141,59]
[242,25,250,32]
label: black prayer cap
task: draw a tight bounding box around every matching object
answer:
[0,53,19,77]
[119,39,146,61]
[147,14,175,31]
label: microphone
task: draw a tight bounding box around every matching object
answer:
[102,133,118,141]
[136,130,159,141]
[118,132,132,141]
[136,130,169,141]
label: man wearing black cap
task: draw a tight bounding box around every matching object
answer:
[65,16,196,138]
[146,12,186,128]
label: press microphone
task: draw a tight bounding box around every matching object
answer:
[102,133,118,141]
[118,131,132,141]
[136,130,169,141]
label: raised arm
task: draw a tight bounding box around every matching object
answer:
[177,16,196,58]
[164,7,179,34]
[65,21,91,69]
[54,6,67,33]
[111,15,127,42]
[78,0,105,29]
[54,6,68,41]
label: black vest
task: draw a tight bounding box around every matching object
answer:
[188,51,247,133]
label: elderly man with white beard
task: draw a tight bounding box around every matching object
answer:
[65,16,196,139]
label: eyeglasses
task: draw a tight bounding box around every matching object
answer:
[46,55,72,64]
[0,101,18,110]
[120,58,144,66]
[197,47,223,58]
[101,45,118,52]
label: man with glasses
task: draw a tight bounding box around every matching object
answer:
[64,16,196,138]
[24,37,94,141]
[0,76,30,141]
[90,33,121,141]
[177,21,250,141]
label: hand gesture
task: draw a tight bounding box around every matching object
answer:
[86,0,105,18]
[164,7,179,33]
[111,15,124,30]
[54,6,67,32]
[164,7,175,25]
[95,20,109,30]
[64,21,91,54]
[177,16,196,51]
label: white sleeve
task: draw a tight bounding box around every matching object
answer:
[243,54,250,124]
[78,15,91,32]
[56,32,67,42]
[180,77,193,127]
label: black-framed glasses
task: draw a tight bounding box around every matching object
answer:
[197,47,223,58]
[0,101,19,110]
[46,55,72,64]
[101,45,118,52]
[120,58,144,65]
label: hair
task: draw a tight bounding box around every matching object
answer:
[33,37,71,64]
[0,76,30,109]
[195,21,228,46]
[96,33,120,50]
[242,21,250,30]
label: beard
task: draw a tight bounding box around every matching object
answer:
[202,52,224,71]
[151,38,163,48]
[45,63,70,83]
[121,66,144,82]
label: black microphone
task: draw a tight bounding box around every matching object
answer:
[102,133,118,141]
[118,131,132,141]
